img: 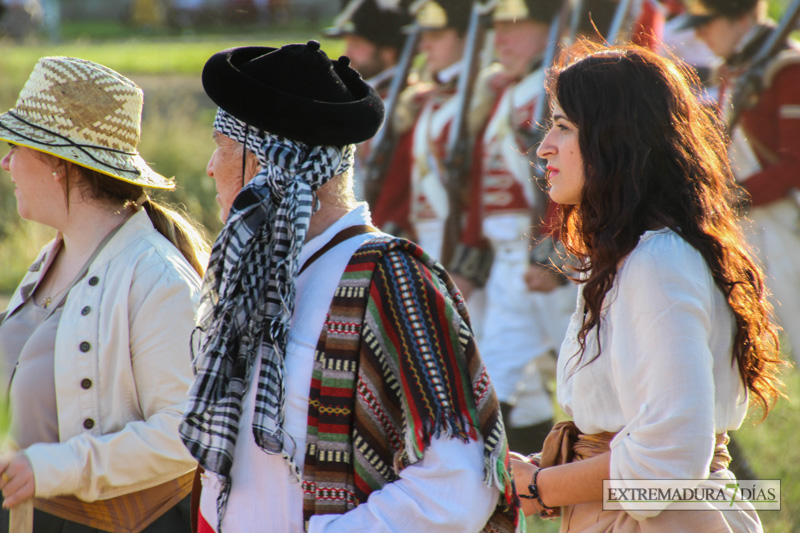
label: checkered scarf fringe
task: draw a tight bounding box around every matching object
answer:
[180,109,355,523]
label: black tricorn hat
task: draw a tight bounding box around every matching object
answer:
[675,0,760,30]
[202,41,385,146]
[324,0,413,50]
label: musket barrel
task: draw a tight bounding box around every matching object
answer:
[607,0,634,43]
[727,0,800,131]
[363,29,419,206]
[440,1,489,266]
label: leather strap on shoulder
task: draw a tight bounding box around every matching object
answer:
[298,225,380,276]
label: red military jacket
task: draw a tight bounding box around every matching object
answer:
[733,46,800,206]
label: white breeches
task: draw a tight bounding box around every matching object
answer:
[476,238,576,424]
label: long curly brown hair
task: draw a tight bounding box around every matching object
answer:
[547,41,784,415]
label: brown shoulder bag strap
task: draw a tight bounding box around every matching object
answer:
[298,225,380,276]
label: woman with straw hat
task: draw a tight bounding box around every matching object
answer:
[0,56,208,532]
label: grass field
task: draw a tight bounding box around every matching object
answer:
[0,30,345,85]
[0,23,798,531]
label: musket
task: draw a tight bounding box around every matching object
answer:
[439,1,492,266]
[362,27,420,207]
[726,0,800,133]
[606,0,646,44]
[568,0,585,42]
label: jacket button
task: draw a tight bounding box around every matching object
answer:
[83,418,95,430]
[79,341,91,352]
[88,276,99,286]
[81,306,91,316]
[81,378,92,390]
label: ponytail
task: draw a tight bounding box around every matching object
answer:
[142,200,210,277]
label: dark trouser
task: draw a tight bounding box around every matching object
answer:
[0,495,191,533]
[499,402,553,457]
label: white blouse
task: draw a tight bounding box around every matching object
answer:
[557,229,749,518]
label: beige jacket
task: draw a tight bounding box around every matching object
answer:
[1,209,200,501]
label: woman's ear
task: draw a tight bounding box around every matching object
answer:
[50,162,69,182]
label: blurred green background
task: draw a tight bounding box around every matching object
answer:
[0,1,797,531]
[0,4,347,292]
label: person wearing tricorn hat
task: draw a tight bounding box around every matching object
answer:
[324,0,413,92]
[681,0,800,366]
[324,0,415,234]
[382,0,494,340]
[0,57,206,531]
[180,40,521,532]
[393,0,472,261]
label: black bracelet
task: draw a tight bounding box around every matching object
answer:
[519,468,555,512]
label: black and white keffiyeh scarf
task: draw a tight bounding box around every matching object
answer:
[180,108,355,521]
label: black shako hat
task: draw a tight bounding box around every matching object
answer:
[675,0,760,30]
[325,0,413,50]
[202,41,385,146]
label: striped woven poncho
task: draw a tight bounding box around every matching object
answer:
[301,236,521,532]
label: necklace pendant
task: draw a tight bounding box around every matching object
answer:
[42,296,52,308]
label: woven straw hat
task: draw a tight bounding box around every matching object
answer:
[0,56,174,190]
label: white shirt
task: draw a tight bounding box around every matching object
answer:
[201,204,498,532]
[557,229,748,519]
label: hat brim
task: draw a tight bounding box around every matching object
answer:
[202,46,385,146]
[0,111,175,190]
[322,25,351,38]
[673,13,718,31]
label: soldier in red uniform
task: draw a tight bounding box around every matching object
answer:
[324,0,415,231]
[323,0,412,233]
[683,0,800,364]
[324,0,412,94]
[395,0,471,262]
[455,0,567,455]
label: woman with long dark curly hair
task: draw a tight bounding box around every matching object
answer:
[511,41,785,531]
